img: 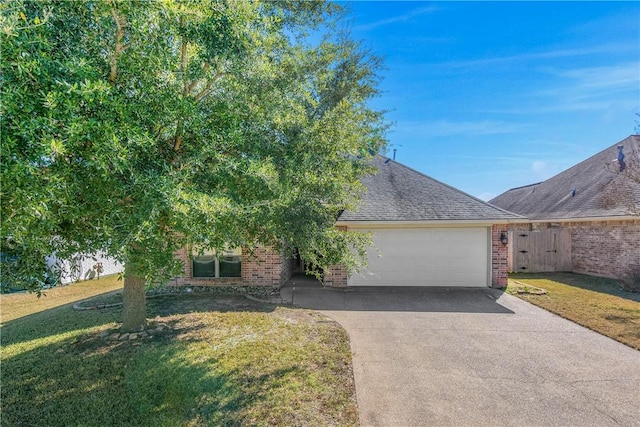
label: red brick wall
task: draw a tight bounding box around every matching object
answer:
[174,245,290,287]
[507,219,640,279]
[491,224,509,288]
[323,264,348,287]
[567,219,640,279]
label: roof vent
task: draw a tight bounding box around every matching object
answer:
[571,187,576,197]
[616,145,626,172]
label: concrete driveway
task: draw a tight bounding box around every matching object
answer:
[281,282,640,426]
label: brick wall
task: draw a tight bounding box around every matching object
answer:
[507,219,640,279]
[323,264,348,287]
[174,245,290,287]
[567,219,640,279]
[491,224,509,288]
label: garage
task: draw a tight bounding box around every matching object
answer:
[348,227,490,287]
[333,155,522,288]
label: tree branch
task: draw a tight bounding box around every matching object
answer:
[174,20,189,153]
[109,2,126,86]
[194,71,225,103]
[187,62,211,93]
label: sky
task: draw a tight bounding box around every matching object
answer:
[341,1,640,200]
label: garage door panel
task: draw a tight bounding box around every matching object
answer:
[349,228,489,287]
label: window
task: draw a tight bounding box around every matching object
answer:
[192,247,242,278]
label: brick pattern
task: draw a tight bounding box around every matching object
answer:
[174,245,290,287]
[323,264,348,287]
[491,224,509,288]
[507,219,640,279]
[567,219,640,279]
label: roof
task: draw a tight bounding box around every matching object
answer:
[490,135,640,220]
[337,155,524,223]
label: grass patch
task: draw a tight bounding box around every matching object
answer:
[1,279,357,426]
[507,272,640,350]
[0,275,124,324]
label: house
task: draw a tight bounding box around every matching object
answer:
[490,135,640,279]
[46,252,124,284]
[175,155,524,288]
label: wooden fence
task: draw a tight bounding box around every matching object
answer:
[508,229,571,273]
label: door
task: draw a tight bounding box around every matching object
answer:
[348,228,490,287]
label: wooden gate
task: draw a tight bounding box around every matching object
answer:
[508,229,571,273]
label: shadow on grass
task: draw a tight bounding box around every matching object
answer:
[0,293,276,348]
[1,329,298,426]
[510,272,640,303]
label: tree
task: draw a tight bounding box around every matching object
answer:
[1,1,386,331]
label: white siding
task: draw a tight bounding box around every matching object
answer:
[46,252,124,284]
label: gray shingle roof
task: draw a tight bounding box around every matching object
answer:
[338,155,523,222]
[490,135,640,220]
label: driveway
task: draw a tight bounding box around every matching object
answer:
[281,282,640,426]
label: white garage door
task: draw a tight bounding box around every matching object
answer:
[348,228,490,287]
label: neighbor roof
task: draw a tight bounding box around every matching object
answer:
[337,155,523,223]
[490,135,640,220]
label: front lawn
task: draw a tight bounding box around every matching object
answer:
[507,272,640,350]
[0,277,358,426]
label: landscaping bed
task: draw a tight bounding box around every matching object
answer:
[507,272,640,350]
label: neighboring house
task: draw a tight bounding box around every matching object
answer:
[175,155,524,288]
[490,135,640,279]
[46,252,124,284]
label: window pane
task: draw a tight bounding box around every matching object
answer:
[219,255,241,277]
[193,255,215,277]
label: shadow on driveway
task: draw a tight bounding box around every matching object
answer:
[281,278,514,314]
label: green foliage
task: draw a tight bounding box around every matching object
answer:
[1,0,387,292]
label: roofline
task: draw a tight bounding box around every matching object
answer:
[375,155,525,218]
[336,218,528,228]
[500,181,543,193]
[524,215,639,223]
[499,134,639,196]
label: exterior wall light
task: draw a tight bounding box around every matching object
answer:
[500,231,508,245]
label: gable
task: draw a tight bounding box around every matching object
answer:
[490,135,640,220]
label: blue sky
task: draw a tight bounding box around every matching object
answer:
[343,1,640,200]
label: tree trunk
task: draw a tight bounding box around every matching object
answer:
[122,272,147,332]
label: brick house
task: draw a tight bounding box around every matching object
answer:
[175,155,524,288]
[490,135,640,279]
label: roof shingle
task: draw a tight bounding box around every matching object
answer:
[338,156,523,222]
[490,135,640,220]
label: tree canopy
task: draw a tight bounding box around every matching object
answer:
[1,0,386,329]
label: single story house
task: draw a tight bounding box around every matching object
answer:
[490,135,640,279]
[175,155,524,288]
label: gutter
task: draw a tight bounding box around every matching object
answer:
[336,218,528,228]
[526,215,639,224]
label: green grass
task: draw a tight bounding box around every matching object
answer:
[0,278,357,426]
[507,272,640,350]
[0,274,124,323]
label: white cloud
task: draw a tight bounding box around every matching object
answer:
[354,6,440,31]
[477,192,497,201]
[430,42,636,69]
[398,119,526,138]
[531,160,563,181]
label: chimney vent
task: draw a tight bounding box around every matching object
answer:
[616,145,626,172]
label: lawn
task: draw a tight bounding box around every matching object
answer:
[0,277,358,426]
[507,272,640,350]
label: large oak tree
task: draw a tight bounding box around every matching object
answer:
[1,1,386,331]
